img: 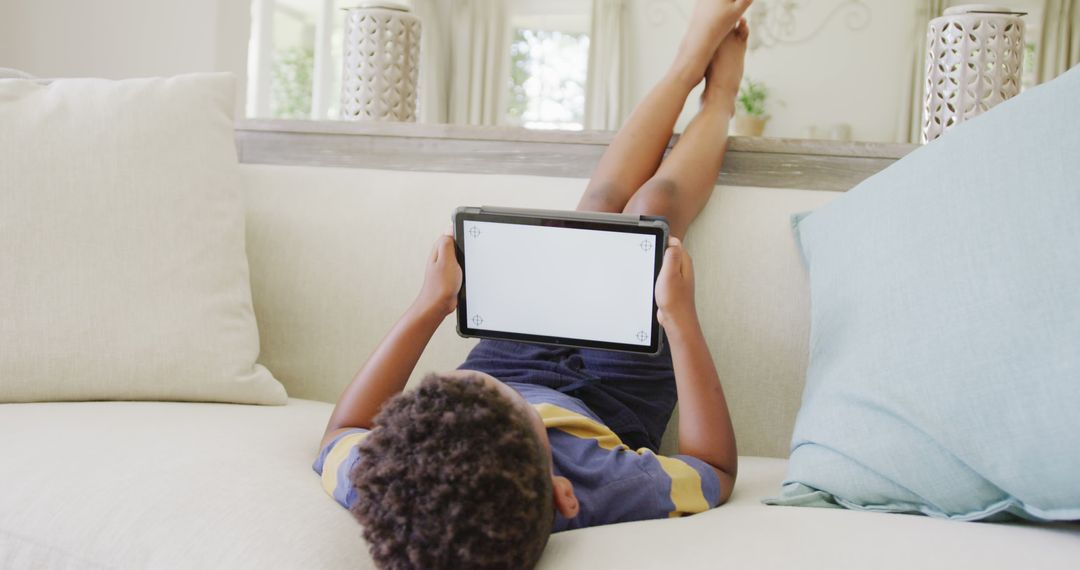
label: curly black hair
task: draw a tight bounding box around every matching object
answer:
[350,373,553,570]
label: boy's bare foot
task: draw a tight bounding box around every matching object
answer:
[673,0,752,87]
[702,19,750,111]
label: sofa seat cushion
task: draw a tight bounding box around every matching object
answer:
[1,400,1076,569]
[0,399,358,569]
[548,460,1080,569]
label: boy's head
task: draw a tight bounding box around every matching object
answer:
[350,371,577,570]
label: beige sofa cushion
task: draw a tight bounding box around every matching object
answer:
[0,400,1075,569]
[0,74,284,404]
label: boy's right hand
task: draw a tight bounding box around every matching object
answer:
[655,238,697,329]
[416,235,463,318]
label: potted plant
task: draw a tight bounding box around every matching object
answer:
[734,79,770,137]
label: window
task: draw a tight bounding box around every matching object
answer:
[247,0,345,120]
[504,0,592,130]
[246,0,594,128]
[1021,10,1044,92]
[1001,0,1045,91]
[506,29,590,131]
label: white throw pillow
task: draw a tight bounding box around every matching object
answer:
[0,74,286,405]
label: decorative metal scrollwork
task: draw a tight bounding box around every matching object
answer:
[749,0,872,50]
[642,0,873,51]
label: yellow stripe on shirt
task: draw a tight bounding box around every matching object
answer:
[534,403,710,517]
[535,403,626,451]
[321,432,371,496]
[654,454,710,517]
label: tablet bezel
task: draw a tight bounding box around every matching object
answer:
[453,207,668,355]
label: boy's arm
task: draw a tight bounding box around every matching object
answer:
[655,238,738,503]
[320,236,462,448]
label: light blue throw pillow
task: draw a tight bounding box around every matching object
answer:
[768,66,1080,521]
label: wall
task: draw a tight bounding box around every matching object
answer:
[0,0,250,111]
[0,5,10,72]
[628,0,918,142]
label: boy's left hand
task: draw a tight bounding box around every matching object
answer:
[416,235,463,317]
[655,237,697,329]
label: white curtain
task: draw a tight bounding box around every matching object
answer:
[585,0,632,131]
[445,0,509,126]
[1037,0,1080,83]
[413,0,505,126]
[413,0,451,124]
[896,0,947,144]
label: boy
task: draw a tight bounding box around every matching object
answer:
[315,2,751,568]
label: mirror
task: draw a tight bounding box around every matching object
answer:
[245,0,1079,144]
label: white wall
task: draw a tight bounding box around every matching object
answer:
[0,0,247,78]
[0,0,250,110]
[628,0,918,142]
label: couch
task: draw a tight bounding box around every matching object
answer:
[2,162,1078,569]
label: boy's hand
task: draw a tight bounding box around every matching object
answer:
[324,235,460,439]
[416,235,463,318]
[655,238,697,329]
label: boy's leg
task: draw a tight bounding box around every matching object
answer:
[577,23,750,449]
[623,21,749,239]
[577,0,752,214]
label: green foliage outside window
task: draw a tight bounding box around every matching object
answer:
[508,30,531,122]
[507,28,589,130]
[271,46,315,119]
[1022,42,1037,90]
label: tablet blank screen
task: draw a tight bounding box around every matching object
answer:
[462,220,658,347]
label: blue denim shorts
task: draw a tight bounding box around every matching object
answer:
[458,338,677,452]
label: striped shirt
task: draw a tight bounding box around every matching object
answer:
[313,382,722,531]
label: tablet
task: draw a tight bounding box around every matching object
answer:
[454,207,669,354]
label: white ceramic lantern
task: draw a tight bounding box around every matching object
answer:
[922,4,1026,143]
[340,2,421,122]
